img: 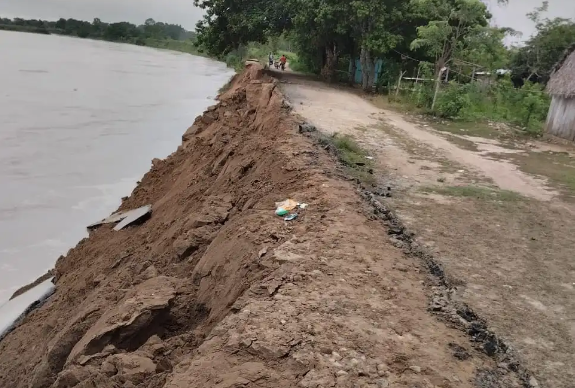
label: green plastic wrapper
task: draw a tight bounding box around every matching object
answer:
[275,208,289,216]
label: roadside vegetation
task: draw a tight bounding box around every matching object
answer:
[193,0,575,136]
[317,133,376,185]
[0,17,201,56]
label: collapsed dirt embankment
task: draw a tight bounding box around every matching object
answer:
[0,64,304,387]
[0,64,529,388]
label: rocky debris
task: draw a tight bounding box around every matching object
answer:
[139,265,159,281]
[107,353,157,383]
[181,123,201,142]
[172,230,204,260]
[52,365,116,388]
[66,276,177,365]
[77,345,118,366]
[409,365,422,373]
[258,246,268,258]
[28,305,103,388]
[299,369,335,388]
[449,343,471,361]
[377,378,390,387]
[298,123,317,134]
[139,335,167,358]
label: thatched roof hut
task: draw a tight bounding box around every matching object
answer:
[546,44,575,98]
[545,44,575,140]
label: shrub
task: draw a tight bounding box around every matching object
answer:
[434,82,473,119]
[391,72,550,135]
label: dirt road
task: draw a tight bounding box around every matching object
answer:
[282,75,575,388]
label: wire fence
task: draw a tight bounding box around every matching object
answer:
[371,50,551,132]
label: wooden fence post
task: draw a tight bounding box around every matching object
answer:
[396,70,406,97]
[431,67,445,111]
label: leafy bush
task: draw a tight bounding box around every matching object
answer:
[434,82,473,119]
[224,52,244,71]
[393,73,551,135]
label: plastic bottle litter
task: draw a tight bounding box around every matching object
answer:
[276,208,289,216]
[299,203,308,209]
[284,213,298,221]
[275,199,299,217]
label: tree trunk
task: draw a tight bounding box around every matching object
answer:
[360,46,376,92]
[396,71,406,97]
[431,68,444,111]
[321,44,338,83]
[360,46,368,90]
[348,58,357,86]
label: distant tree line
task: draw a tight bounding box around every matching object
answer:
[0,17,196,43]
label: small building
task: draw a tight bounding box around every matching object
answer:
[545,44,575,140]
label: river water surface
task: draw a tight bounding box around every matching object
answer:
[0,31,234,303]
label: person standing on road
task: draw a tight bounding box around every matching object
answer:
[279,54,287,70]
[269,53,274,66]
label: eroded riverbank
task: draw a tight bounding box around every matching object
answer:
[0,64,533,388]
[0,30,233,303]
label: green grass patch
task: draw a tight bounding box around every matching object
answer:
[329,134,376,185]
[501,151,575,197]
[432,121,500,139]
[420,185,524,202]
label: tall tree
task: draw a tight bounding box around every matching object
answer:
[510,1,575,83]
[459,27,515,72]
[351,0,411,91]
[289,0,352,82]
[193,0,292,56]
[410,0,491,108]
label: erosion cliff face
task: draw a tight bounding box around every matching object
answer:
[0,64,310,388]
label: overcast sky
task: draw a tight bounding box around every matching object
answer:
[1,0,573,41]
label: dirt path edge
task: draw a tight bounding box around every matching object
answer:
[299,125,540,388]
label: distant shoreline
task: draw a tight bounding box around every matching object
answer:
[0,26,210,59]
[0,16,210,59]
[0,24,50,34]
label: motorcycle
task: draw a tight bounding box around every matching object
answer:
[280,62,285,71]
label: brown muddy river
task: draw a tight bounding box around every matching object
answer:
[0,31,234,303]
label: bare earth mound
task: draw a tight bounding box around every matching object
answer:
[0,65,529,388]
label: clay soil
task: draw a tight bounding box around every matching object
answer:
[281,72,575,388]
[0,65,532,388]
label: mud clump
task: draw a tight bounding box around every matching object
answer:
[0,64,308,388]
